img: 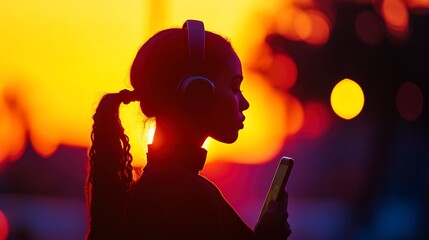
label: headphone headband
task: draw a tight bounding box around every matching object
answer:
[178,20,215,113]
[182,20,205,75]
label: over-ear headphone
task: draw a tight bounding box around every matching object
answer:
[177,20,216,113]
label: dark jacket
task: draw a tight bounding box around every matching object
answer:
[123,146,255,240]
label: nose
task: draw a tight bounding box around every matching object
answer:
[239,93,250,111]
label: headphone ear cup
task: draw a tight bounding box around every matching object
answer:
[179,76,215,113]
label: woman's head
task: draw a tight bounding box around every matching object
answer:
[129,25,249,143]
[130,27,238,117]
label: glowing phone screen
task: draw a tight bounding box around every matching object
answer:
[259,157,293,221]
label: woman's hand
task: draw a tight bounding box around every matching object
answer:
[254,191,291,240]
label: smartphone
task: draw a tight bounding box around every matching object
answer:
[258,156,294,221]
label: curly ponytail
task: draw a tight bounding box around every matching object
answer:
[87,90,138,239]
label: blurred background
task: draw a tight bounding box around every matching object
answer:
[0,0,428,239]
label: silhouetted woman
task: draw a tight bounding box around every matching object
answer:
[87,20,290,240]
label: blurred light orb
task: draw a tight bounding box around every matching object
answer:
[268,53,297,90]
[407,0,429,9]
[294,11,313,40]
[396,81,423,121]
[355,11,385,45]
[0,210,8,240]
[305,10,331,45]
[382,0,409,34]
[284,94,304,136]
[330,78,365,120]
[301,101,330,138]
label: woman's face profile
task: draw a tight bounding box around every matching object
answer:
[205,52,250,143]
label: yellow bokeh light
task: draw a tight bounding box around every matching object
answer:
[330,78,365,120]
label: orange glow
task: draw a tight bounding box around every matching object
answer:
[121,104,157,166]
[294,12,313,41]
[248,44,275,73]
[276,8,330,45]
[382,0,409,34]
[0,84,27,161]
[305,11,331,45]
[268,54,298,90]
[0,0,305,166]
[406,0,429,9]
[275,7,301,41]
[0,210,8,240]
[301,101,330,139]
[396,81,424,121]
[283,94,305,136]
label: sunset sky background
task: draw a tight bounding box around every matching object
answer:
[1,0,428,239]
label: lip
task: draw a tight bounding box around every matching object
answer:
[238,117,245,129]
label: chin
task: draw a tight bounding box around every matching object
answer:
[212,132,239,144]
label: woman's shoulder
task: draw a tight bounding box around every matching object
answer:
[132,165,221,201]
[125,166,226,232]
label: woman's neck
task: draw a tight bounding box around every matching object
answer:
[151,118,207,152]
